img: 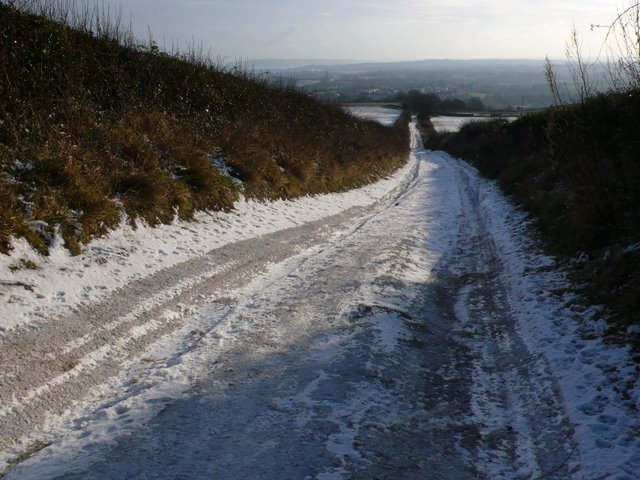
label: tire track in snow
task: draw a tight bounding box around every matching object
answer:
[0,129,423,463]
[442,152,576,479]
[2,122,581,479]
[4,123,488,479]
[0,197,411,456]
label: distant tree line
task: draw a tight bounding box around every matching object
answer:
[395,90,486,117]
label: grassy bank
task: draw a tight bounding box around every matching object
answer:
[428,90,640,343]
[0,2,410,255]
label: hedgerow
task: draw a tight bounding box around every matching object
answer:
[0,2,409,254]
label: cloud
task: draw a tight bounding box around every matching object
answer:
[115,0,621,61]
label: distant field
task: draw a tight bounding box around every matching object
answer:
[344,105,403,127]
[430,115,517,133]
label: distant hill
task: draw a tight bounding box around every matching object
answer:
[247,58,365,70]
[260,58,612,109]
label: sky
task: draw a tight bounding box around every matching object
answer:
[113,0,621,62]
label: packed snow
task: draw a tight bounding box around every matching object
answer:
[0,108,638,479]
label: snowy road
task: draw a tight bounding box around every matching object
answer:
[2,117,639,479]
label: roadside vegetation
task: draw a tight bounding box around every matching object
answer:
[427,5,640,344]
[0,1,410,255]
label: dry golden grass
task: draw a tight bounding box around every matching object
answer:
[0,3,409,255]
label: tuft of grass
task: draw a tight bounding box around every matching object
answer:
[0,2,410,255]
[8,259,40,272]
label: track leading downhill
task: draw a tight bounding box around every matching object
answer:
[4,122,579,479]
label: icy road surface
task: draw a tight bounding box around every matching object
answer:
[2,116,639,479]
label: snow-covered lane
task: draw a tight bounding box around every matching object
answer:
[0,123,559,479]
[3,117,639,479]
[7,122,489,479]
[0,108,413,463]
